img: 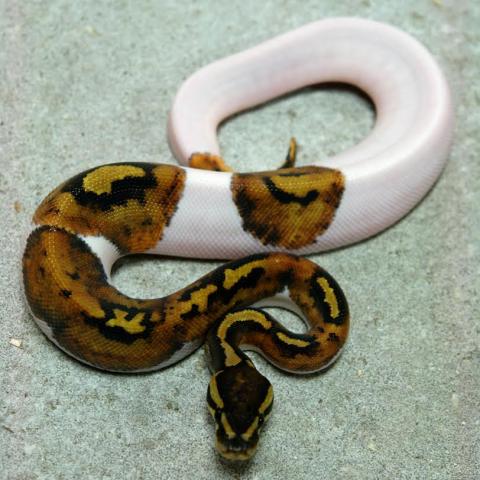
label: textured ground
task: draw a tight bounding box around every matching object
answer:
[1,1,478,479]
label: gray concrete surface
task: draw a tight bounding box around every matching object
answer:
[1,1,478,479]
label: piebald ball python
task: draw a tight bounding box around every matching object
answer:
[22,18,453,460]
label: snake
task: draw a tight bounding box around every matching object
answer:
[21,18,453,460]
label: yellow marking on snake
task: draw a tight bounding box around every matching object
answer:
[241,417,259,441]
[66,288,105,319]
[258,385,273,414]
[218,310,272,367]
[317,277,340,319]
[276,331,311,348]
[208,405,216,418]
[223,260,265,290]
[288,137,296,161]
[221,413,236,439]
[179,284,218,314]
[82,165,146,195]
[105,309,146,334]
[209,374,224,408]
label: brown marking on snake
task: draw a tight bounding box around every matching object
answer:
[22,227,169,370]
[231,166,345,248]
[189,153,233,172]
[33,163,186,253]
[23,229,348,374]
[23,161,348,373]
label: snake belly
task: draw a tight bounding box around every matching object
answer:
[22,17,454,461]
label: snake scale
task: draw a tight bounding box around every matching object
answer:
[22,18,453,460]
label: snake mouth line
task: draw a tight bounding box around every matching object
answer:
[216,439,258,461]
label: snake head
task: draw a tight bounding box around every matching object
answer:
[207,361,273,461]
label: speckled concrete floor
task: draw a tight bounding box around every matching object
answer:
[1,1,478,479]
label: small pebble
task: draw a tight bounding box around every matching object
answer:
[9,338,23,348]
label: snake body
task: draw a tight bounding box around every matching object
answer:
[22,18,453,460]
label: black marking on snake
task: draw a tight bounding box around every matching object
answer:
[206,388,219,411]
[162,169,187,228]
[328,332,340,343]
[66,271,80,280]
[232,186,283,245]
[173,323,188,338]
[45,206,60,216]
[179,303,203,322]
[233,186,256,219]
[63,162,158,212]
[178,283,218,322]
[275,340,318,358]
[246,222,281,246]
[271,324,319,358]
[63,228,109,280]
[324,182,344,208]
[60,289,72,298]
[263,178,319,206]
[278,268,295,288]
[224,267,266,302]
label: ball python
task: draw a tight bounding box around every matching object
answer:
[22,18,453,460]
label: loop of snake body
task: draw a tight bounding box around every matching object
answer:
[22,18,453,460]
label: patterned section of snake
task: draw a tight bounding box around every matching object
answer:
[22,18,453,460]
